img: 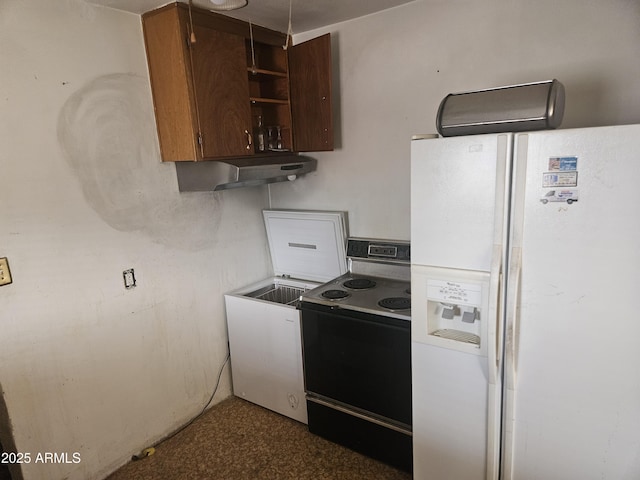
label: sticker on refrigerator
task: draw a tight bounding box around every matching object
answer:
[542,171,578,187]
[540,188,579,204]
[548,156,577,171]
[427,279,482,306]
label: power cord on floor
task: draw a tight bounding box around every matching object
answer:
[131,351,231,461]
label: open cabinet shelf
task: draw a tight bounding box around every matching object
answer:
[142,3,333,161]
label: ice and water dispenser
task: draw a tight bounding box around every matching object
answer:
[412,266,491,357]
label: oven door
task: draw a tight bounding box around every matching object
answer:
[300,301,412,428]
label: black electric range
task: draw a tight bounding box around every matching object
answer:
[299,238,413,473]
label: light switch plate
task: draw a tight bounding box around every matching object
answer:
[0,257,12,286]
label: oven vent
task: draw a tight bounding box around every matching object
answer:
[247,284,306,306]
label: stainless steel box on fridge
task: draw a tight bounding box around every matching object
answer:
[436,79,565,137]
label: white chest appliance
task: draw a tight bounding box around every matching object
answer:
[224,209,347,424]
[411,124,640,479]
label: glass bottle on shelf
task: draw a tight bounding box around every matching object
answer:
[276,126,283,150]
[255,115,266,152]
[267,126,275,150]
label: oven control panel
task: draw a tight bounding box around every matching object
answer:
[347,238,410,263]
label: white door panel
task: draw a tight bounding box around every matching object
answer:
[412,342,488,480]
[411,134,510,272]
[411,134,509,480]
[504,125,640,479]
[225,294,307,423]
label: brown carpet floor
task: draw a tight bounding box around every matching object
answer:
[105,396,412,480]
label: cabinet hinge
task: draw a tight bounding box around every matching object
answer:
[197,132,205,157]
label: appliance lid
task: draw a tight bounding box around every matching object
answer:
[263,210,348,283]
[175,154,317,192]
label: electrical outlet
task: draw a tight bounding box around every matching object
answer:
[123,268,136,289]
[0,257,12,286]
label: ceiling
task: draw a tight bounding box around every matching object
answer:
[87,0,417,33]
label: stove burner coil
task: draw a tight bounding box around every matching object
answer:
[378,297,411,311]
[322,289,350,300]
[343,278,377,290]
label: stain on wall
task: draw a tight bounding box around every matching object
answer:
[57,73,221,250]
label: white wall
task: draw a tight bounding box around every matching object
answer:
[0,1,272,479]
[2,0,640,479]
[272,0,640,239]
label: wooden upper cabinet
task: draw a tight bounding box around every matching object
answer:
[142,3,333,162]
[142,6,199,161]
[289,34,334,152]
[190,25,253,157]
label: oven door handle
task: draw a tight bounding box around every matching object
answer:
[306,394,412,435]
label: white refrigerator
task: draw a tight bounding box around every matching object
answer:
[410,124,640,480]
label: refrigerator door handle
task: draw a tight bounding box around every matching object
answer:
[505,246,522,389]
[486,243,503,480]
[501,246,522,480]
[487,244,503,385]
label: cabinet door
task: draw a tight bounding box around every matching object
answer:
[190,24,253,158]
[288,34,334,152]
[143,7,200,161]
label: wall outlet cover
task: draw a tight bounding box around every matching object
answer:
[123,268,136,289]
[0,257,12,286]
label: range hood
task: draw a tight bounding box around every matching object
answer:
[174,154,317,192]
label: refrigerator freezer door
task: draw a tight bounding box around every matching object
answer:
[411,134,510,480]
[411,341,489,479]
[411,265,495,480]
[503,124,640,480]
[411,134,511,272]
